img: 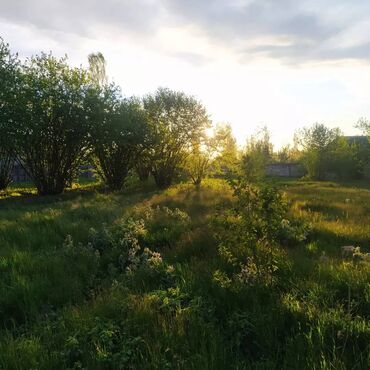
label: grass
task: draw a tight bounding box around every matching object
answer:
[0,178,369,369]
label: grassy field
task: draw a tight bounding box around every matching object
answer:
[0,178,369,369]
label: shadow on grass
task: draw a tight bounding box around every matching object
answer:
[298,202,347,221]
[311,227,370,254]
[0,183,160,256]
[275,178,370,191]
[150,182,233,222]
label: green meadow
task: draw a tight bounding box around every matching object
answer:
[0,178,369,369]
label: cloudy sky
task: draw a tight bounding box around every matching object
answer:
[1,0,370,147]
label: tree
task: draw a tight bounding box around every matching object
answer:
[0,148,13,190]
[210,123,239,175]
[185,123,239,185]
[88,52,107,87]
[9,53,91,195]
[0,38,20,190]
[329,137,361,180]
[355,118,370,177]
[135,151,152,181]
[184,137,214,185]
[88,84,150,190]
[356,118,370,137]
[143,88,211,188]
[241,126,273,181]
[296,123,340,180]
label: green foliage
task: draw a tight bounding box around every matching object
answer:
[88,52,107,87]
[184,137,214,185]
[241,126,273,181]
[7,53,92,195]
[1,35,369,369]
[0,148,13,190]
[295,123,370,180]
[329,137,363,179]
[184,123,239,185]
[275,143,302,163]
[139,205,191,249]
[88,85,150,190]
[210,123,239,176]
[212,180,310,287]
[0,38,19,190]
[0,180,369,369]
[296,123,341,180]
[185,149,211,185]
[135,151,152,181]
[143,88,211,188]
[356,117,370,136]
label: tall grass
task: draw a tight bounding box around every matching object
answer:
[0,178,369,369]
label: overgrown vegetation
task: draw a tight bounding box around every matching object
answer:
[0,178,369,369]
[0,37,370,370]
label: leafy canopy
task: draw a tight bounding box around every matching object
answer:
[143,87,211,188]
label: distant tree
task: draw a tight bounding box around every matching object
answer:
[275,143,302,164]
[296,123,340,180]
[356,118,370,137]
[355,118,370,177]
[88,52,107,87]
[9,53,91,195]
[184,136,214,185]
[211,123,239,175]
[329,137,361,180]
[143,88,211,188]
[241,126,273,181]
[0,38,20,190]
[88,84,150,190]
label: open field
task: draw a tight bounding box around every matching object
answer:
[0,178,369,369]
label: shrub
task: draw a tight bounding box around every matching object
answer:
[212,180,309,286]
[88,86,151,190]
[9,53,92,195]
[143,88,211,188]
[0,39,19,190]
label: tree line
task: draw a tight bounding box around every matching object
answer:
[1,38,370,195]
[241,123,370,182]
[0,39,214,194]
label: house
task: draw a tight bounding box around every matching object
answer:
[10,162,95,183]
[266,163,305,178]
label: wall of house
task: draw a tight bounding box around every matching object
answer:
[266,163,305,178]
[11,163,95,183]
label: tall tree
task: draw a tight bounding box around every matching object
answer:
[296,123,340,180]
[0,38,20,189]
[184,136,214,185]
[88,84,150,190]
[211,123,239,175]
[143,88,211,188]
[88,52,107,87]
[10,53,91,195]
[242,126,273,181]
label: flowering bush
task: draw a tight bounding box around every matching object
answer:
[212,180,309,286]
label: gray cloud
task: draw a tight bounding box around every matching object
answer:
[1,0,370,64]
[163,0,370,63]
[245,42,370,64]
[0,0,164,37]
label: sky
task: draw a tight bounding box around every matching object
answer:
[1,0,370,148]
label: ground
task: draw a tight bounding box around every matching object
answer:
[0,178,369,369]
